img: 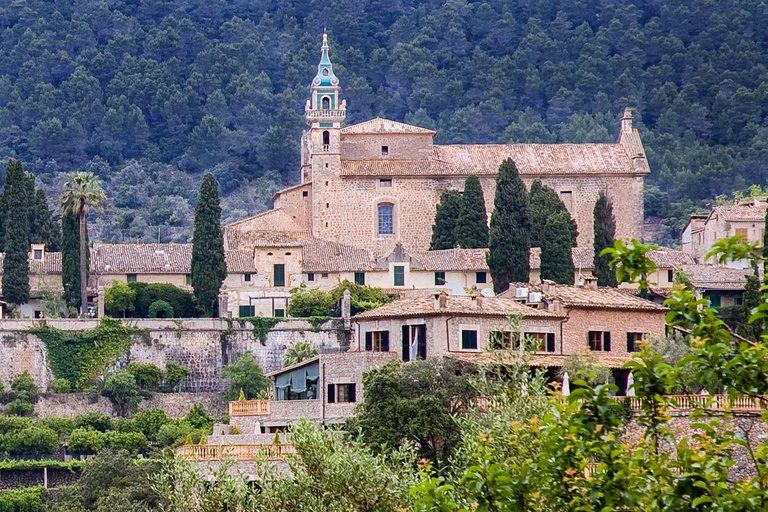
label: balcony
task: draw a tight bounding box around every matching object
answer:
[306,109,346,119]
[177,443,295,461]
[228,400,270,417]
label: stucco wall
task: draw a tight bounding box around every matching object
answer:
[561,307,666,357]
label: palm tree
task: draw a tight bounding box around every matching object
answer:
[283,342,319,367]
[60,172,106,316]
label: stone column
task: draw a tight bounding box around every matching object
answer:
[97,288,105,318]
[342,290,351,330]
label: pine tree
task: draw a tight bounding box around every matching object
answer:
[62,213,88,309]
[2,159,30,306]
[738,274,763,341]
[529,180,577,248]
[487,159,530,292]
[454,175,489,249]
[31,189,60,251]
[593,192,618,287]
[191,173,226,317]
[540,211,575,285]
[430,189,462,250]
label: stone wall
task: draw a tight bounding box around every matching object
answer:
[0,468,80,490]
[26,392,227,419]
[0,318,346,393]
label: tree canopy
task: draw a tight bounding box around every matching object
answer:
[429,189,462,251]
[191,173,226,317]
[453,175,489,249]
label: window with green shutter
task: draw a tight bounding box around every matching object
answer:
[435,272,446,285]
[354,272,365,285]
[127,274,137,283]
[394,266,404,286]
[274,264,285,287]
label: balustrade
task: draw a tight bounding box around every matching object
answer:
[228,400,270,417]
[177,443,295,461]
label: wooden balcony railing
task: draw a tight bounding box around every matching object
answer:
[177,443,295,461]
[228,400,270,417]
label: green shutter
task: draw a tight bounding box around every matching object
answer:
[394,266,404,286]
[355,272,365,285]
[274,264,285,287]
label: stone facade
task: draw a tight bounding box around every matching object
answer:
[0,318,346,393]
[227,37,649,257]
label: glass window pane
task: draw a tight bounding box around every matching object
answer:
[378,204,393,235]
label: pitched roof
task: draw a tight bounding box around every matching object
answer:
[681,264,751,290]
[529,247,595,270]
[545,283,668,311]
[712,203,768,222]
[224,209,307,250]
[341,118,436,135]
[407,248,490,271]
[353,295,562,320]
[91,244,254,274]
[645,247,695,269]
[302,239,376,272]
[0,252,62,274]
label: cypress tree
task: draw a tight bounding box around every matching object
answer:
[31,189,61,251]
[529,180,578,248]
[540,211,575,285]
[191,173,226,317]
[738,274,763,341]
[593,191,618,287]
[430,189,462,250]
[2,159,30,306]
[454,174,489,249]
[487,159,530,292]
[62,214,88,309]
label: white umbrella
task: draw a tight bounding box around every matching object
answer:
[626,372,635,397]
[562,372,570,396]
[700,388,709,395]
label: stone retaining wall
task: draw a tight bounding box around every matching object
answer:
[0,318,347,393]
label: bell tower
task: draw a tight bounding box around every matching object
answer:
[302,33,346,239]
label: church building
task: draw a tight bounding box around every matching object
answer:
[227,35,649,256]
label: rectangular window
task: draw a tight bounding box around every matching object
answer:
[435,272,446,285]
[380,178,392,187]
[490,331,514,350]
[336,383,356,403]
[588,331,611,352]
[365,331,390,352]
[321,272,329,278]
[735,228,748,239]
[525,332,547,351]
[239,305,255,317]
[34,310,41,319]
[402,325,427,361]
[394,266,404,286]
[461,330,478,350]
[302,191,308,197]
[378,204,394,235]
[709,294,721,307]
[667,269,674,283]
[185,274,192,286]
[354,272,365,285]
[546,333,556,352]
[244,273,252,282]
[274,309,285,318]
[33,250,42,260]
[627,332,645,353]
[274,264,285,287]
[381,146,389,156]
[127,274,137,283]
[307,273,315,282]
[476,271,487,284]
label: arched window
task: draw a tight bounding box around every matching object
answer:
[322,130,330,150]
[322,96,330,109]
[378,203,394,235]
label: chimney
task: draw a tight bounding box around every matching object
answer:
[541,279,556,296]
[434,292,448,310]
[621,107,633,134]
[582,275,598,290]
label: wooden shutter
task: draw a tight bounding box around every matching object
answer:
[327,384,335,403]
[349,384,356,403]
[381,331,390,352]
[603,332,611,352]
[546,333,555,352]
[418,325,427,359]
[402,326,410,362]
[365,332,372,351]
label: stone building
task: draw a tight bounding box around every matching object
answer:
[228,35,649,255]
[682,198,767,268]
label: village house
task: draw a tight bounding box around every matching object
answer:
[226,35,649,256]
[681,198,767,268]
[0,244,63,318]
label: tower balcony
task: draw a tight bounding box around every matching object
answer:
[305,108,346,124]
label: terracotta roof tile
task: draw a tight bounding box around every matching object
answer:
[406,248,490,271]
[529,247,595,270]
[302,239,375,272]
[714,203,767,221]
[545,283,668,311]
[91,244,254,274]
[645,247,695,269]
[681,264,750,290]
[341,118,436,135]
[0,252,62,274]
[224,209,307,250]
[353,295,562,320]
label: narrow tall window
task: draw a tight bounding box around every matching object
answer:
[627,332,645,353]
[394,266,404,286]
[322,96,330,109]
[274,264,285,287]
[461,330,478,350]
[378,203,394,235]
[322,130,330,150]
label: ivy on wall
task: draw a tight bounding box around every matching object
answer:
[240,317,282,345]
[25,318,140,389]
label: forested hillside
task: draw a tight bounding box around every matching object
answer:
[1,0,767,244]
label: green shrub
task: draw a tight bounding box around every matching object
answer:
[10,371,38,403]
[101,371,141,414]
[47,378,71,394]
[5,400,34,417]
[0,416,33,435]
[287,288,335,317]
[74,411,113,432]
[148,300,174,318]
[68,428,104,454]
[184,403,213,431]
[0,485,46,512]
[221,352,271,401]
[127,362,164,390]
[102,431,148,453]
[104,280,136,317]
[161,362,191,392]
[39,417,75,437]
[4,425,59,456]
[330,280,393,313]
[129,282,196,318]
[156,421,192,448]
[131,409,170,441]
